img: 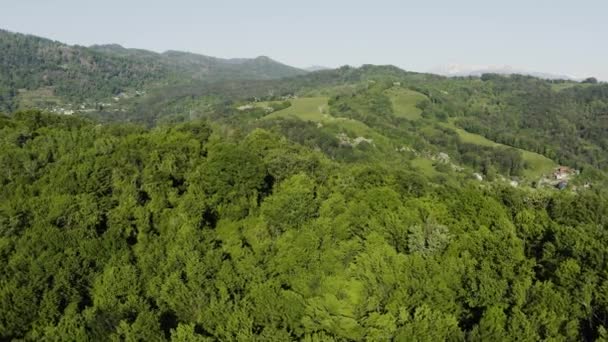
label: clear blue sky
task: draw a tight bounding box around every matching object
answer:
[2,0,607,79]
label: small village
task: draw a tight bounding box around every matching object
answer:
[538,165,592,191]
[394,147,588,191]
[46,90,146,115]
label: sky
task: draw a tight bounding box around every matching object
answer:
[2,0,607,80]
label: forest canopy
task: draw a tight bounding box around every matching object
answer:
[2,111,608,341]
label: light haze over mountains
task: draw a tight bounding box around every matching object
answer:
[429,64,579,80]
[1,0,606,81]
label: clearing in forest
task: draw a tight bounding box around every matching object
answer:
[384,87,427,120]
[263,97,329,121]
[442,119,557,179]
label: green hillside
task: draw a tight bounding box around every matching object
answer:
[3,29,608,342]
[263,97,329,121]
[385,86,427,120]
[441,119,557,178]
[0,29,306,113]
[0,29,166,112]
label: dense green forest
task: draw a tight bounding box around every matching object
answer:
[2,110,608,341]
[2,29,608,341]
[435,75,608,169]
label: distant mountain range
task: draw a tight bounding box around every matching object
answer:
[1,28,597,116]
[89,44,307,80]
[429,64,578,80]
[304,65,331,72]
[0,29,307,111]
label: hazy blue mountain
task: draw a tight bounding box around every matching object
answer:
[429,63,577,80]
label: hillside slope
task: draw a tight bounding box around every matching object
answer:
[0,29,306,112]
[0,30,166,111]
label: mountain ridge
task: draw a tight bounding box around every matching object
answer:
[0,28,307,111]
